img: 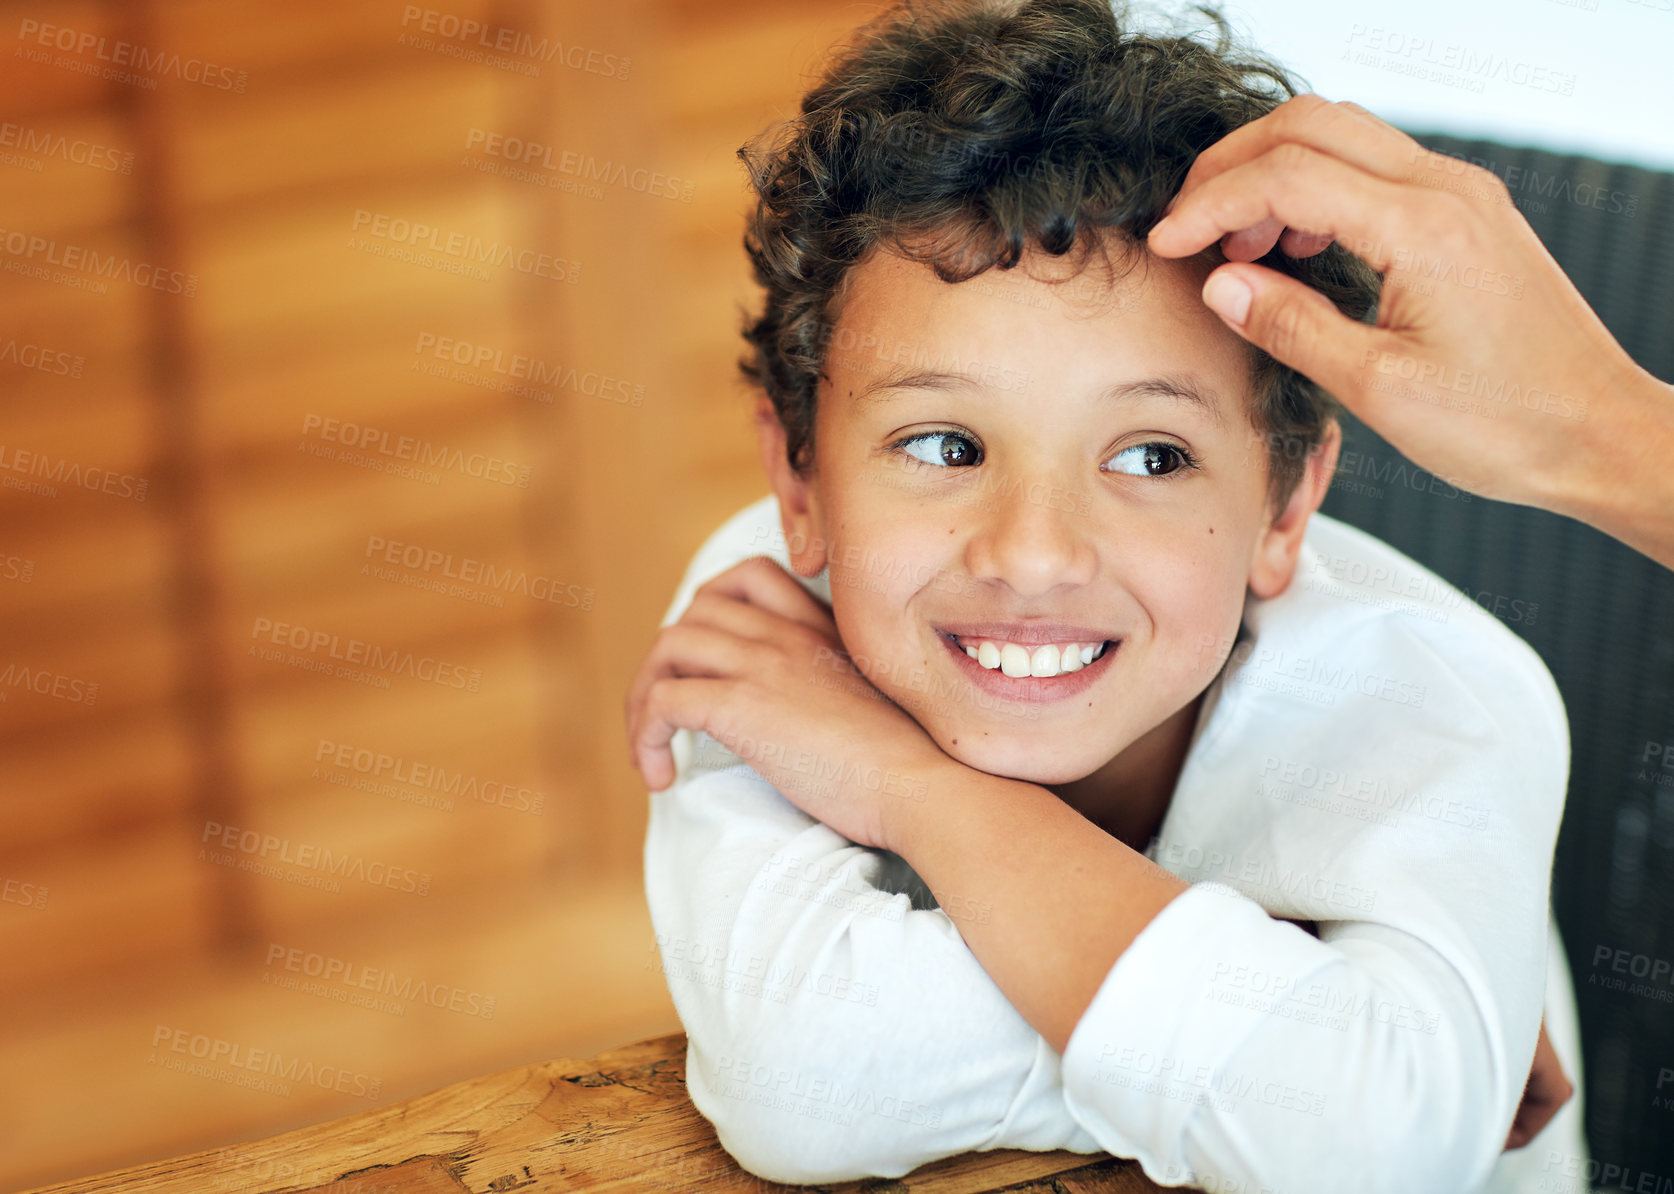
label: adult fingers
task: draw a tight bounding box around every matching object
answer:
[1148,143,1431,269]
[1198,262,1387,406]
[1219,215,1287,263]
[1218,216,1342,263]
[1165,93,1429,218]
[1278,226,1336,258]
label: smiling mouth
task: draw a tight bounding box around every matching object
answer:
[939,632,1115,678]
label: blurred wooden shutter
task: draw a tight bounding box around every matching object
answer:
[0,0,594,990]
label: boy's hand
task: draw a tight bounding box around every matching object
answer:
[624,556,945,852]
[1505,1016,1574,1150]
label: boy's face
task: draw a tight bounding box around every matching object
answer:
[758,235,1337,789]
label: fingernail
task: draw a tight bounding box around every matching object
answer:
[1203,273,1252,327]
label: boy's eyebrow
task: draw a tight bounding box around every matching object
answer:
[857,365,1228,429]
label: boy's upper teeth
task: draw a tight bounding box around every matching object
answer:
[956,636,1108,677]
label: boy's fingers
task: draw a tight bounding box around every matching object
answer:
[637,737,677,792]
[625,562,837,780]
[681,586,809,645]
[697,556,835,637]
[1164,93,1427,220]
[1148,143,1430,271]
[635,676,738,792]
[1504,1017,1573,1149]
[625,624,752,770]
[1200,262,1384,408]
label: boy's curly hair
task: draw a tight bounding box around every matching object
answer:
[736,0,1382,508]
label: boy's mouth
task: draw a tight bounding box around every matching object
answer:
[934,629,1119,702]
[940,632,1112,677]
[936,621,1117,672]
[933,621,1121,700]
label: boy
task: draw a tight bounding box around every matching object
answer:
[628,0,1587,1189]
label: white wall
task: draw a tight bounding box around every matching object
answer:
[1134,0,1674,171]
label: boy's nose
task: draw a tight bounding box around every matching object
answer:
[962,479,1097,598]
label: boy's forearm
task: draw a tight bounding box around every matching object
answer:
[885,754,1189,1055]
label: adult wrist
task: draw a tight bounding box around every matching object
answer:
[1559,362,1674,566]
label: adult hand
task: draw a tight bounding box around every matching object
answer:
[1506,1016,1575,1149]
[624,555,943,852]
[1148,93,1674,569]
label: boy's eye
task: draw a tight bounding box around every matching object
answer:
[896,431,980,467]
[1105,442,1195,477]
[891,433,1197,477]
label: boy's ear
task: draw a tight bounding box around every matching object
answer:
[1247,419,1341,600]
[753,393,829,577]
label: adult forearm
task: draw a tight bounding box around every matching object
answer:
[1557,363,1674,571]
[885,754,1188,1054]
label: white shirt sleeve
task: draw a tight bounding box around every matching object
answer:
[646,754,1106,1182]
[1058,599,1570,1194]
[643,498,1104,1183]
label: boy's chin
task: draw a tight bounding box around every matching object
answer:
[933,730,1116,787]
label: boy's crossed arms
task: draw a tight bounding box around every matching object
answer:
[630,528,1573,1192]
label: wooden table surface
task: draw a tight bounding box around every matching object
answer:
[23,1032,1167,1193]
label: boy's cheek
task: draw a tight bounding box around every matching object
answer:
[1144,575,1250,686]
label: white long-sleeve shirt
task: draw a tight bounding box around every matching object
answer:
[643,493,1589,1192]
